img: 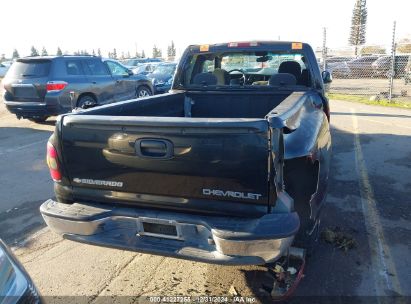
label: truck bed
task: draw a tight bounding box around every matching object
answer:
[80,90,292,119]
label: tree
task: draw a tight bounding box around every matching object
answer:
[41,47,48,56]
[396,38,411,53]
[56,47,63,56]
[152,45,162,58]
[112,48,117,59]
[92,49,96,56]
[97,48,102,57]
[167,41,176,59]
[361,45,386,55]
[348,0,367,56]
[141,50,146,58]
[12,49,20,59]
[30,46,39,57]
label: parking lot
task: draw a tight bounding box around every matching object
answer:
[0,94,410,303]
[331,78,411,99]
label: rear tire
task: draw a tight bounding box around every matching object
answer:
[76,95,96,109]
[28,116,48,123]
[136,86,152,98]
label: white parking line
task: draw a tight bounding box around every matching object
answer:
[0,139,46,156]
[350,108,403,297]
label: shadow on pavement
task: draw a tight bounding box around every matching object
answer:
[0,199,47,246]
[0,127,54,246]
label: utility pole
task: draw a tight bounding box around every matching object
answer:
[322,27,327,71]
[389,21,396,102]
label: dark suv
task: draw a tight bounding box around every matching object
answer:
[2,56,154,122]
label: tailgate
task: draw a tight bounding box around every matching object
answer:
[60,115,269,209]
[3,59,51,102]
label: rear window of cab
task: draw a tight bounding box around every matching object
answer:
[182,51,309,87]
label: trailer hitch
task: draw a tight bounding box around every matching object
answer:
[261,247,306,301]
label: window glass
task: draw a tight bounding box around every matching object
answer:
[133,65,146,74]
[106,61,128,76]
[83,59,109,76]
[66,61,83,75]
[153,64,176,75]
[7,60,51,78]
[184,51,308,87]
[202,60,214,72]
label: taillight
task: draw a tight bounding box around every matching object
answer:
[46,81,67,92]
[47,142,62,182]
[228,42,258,48]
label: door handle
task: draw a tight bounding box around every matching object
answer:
[135,139,174,159]
[92,81,97,84]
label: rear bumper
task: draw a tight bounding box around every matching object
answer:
[4,101,59,118]
[40,199,299,265]
[3,93,67,118]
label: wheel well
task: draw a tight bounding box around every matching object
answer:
[76,93,97,106]
[284,157,320,202]
[137,84,152,95]
[284,156,320,237]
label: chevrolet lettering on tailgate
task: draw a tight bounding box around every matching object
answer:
[202,189,263,200]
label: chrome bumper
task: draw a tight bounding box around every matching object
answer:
[40,199,299,265]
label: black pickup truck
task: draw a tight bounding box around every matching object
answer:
[40,41,332,265]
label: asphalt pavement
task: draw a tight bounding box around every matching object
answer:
[0,99,410,303]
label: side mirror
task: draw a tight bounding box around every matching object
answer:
[322,70,332,84]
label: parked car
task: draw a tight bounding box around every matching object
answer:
[132,62,161,75]
[328,61,352,78]
[41,41,331,267]
[0,239,41,303]
[0,62,9,77]
[319,56,353,71]
[2,56,153,122]
[122,57,163,69]
[372,55,410,78]
[147,62,177,94]
[328,56,380,78]
[347,56,380,77]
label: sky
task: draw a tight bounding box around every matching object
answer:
[0,0,410,58]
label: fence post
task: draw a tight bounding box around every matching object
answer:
[322,27,327,71]
[389,21,396,102]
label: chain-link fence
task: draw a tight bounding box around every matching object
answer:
[318,38,411,104]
